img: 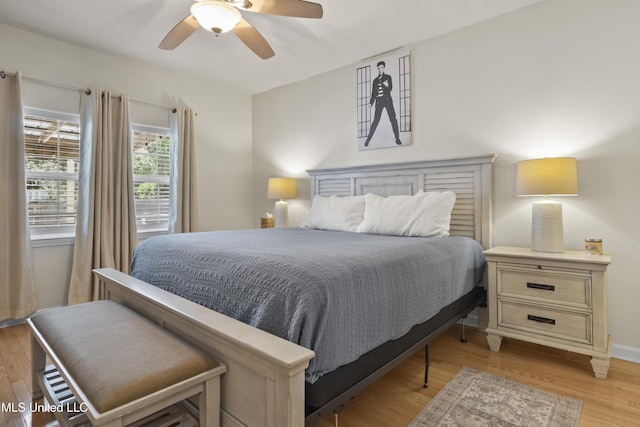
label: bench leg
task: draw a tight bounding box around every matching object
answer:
[31,335,46,400]
[199,376,221,427]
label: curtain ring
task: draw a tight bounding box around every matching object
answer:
[0,71,6,79]
[171,107,177,113]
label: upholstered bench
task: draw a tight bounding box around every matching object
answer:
[28,300,226,427]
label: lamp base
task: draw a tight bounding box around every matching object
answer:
[274,200,289,228]
[531,200,564,253]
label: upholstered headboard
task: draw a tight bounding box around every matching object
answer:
[306,154,496,249]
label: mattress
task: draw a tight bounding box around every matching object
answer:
[130,228,485,383]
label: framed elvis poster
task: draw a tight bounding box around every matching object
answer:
[356,50,411,150]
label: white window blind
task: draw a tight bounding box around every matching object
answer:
[23,111,171,241]
[131,124,171,233]
[24,109,80,239]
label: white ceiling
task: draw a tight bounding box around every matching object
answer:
[0,0,541,95]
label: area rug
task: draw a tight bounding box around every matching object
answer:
[408,366,582,427]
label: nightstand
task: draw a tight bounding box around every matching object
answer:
[483,246,612,379]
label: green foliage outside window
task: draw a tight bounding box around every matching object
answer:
[133,134,170,200]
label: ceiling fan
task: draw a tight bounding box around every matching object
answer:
[159,0,323,59]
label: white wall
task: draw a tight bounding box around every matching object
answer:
[1,23,254,310]
[252,0,640,356]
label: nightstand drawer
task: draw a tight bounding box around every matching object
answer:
[498,300,592,344]
[497,268,590,308]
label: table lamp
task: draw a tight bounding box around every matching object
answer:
[267,177,297,227]
[516,157,579,253]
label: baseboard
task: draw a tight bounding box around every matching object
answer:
[0,306,59,329]
[0,317,26,329]
[611,343,640,364]
[460,313,481,329]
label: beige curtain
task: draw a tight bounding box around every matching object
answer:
[68,90,137,304]
[0,71,37,321]
[169,107,199,233]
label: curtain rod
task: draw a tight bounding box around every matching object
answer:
[129,97,178,114]
[1,70,178,113]
[2,70,92,95]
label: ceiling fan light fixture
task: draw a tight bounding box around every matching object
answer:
[191,1,242,34]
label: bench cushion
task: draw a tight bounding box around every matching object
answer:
[30,300,219,413]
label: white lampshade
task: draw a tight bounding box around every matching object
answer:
[267,178,297,227]
[516,157,579,253]
[191,1,241,34]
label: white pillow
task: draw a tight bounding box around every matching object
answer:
[301,195,366,232]
[357,191,456,237]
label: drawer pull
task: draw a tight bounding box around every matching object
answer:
[527,282,555,291]
[527,314,556,325]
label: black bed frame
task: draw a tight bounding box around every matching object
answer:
[304,285,486,425]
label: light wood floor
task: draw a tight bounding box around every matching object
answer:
[1,323,639,427]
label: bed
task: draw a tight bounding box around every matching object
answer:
[94,154,496,427]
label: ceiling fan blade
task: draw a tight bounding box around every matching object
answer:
[236,0,323,19]
[233,18,275,59]
[159,15,200,50]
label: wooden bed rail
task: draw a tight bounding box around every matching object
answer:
[94,267,315,427]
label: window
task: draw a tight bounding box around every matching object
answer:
[131,125,171,234]
[24,108,80,241]
[23,111,171,242]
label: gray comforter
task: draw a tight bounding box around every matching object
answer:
[130,228,485,382]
